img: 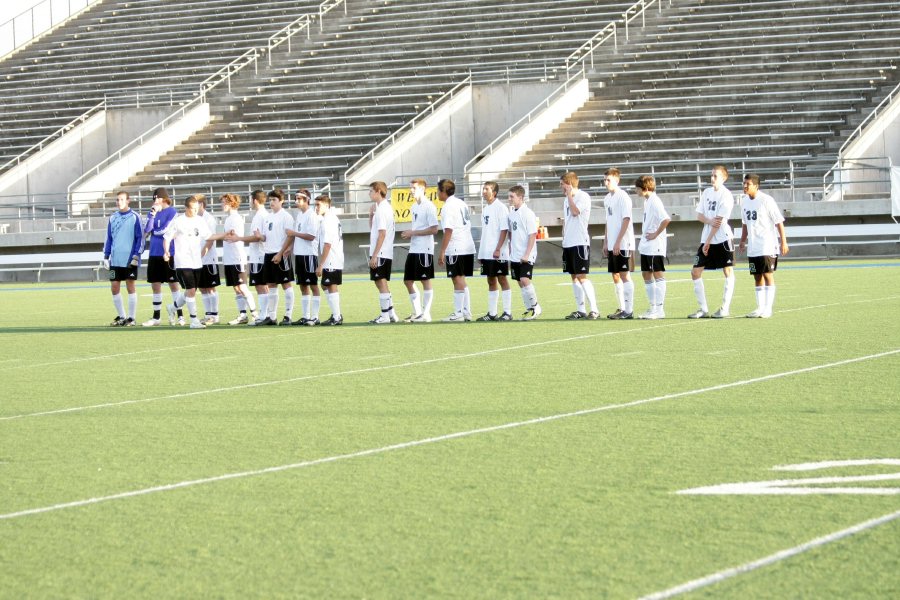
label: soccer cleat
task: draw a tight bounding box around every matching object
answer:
[202,316,220,325]
[291,317,308,326]
[411,313,431,323]
[166,304,177,325]
[228,314,249,325]
[606,309,624,320]
[260,317,277,326]
[711,308,730,319]
[304,318,320,326]
[403,313,420,323]
[745,309,764,318]
[638,308,657,320]
[687,309,709,319]
[279,316,292,326]
[477,313,498,322]
[321,315,343,326]
[761,310,773,319]
[123,318,136,327]
[110,316,125,327]
[189,320,206,329]
[498,312,512,321]
[369,314,393,324]
[443,312,466,322]
[463,311,473,322]
[565,310,587,320]
[142,318,161,327]
[656,309,665,319]
[612,311,633,320]
[522,304,542,321]
[177,316,186,327]
[587,311,600,320]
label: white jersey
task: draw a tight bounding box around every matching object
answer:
[562,189,591,248]
[263,209,294,254]
[409,199,438,254]
[697,186,735,244]
[604,188,635,252]
[163,213,212,270]
[292,208,319,256]
[248,208,268,264]
[508,204,538,264]
[441,195,476,256]
[200,210,218,266]
[369,200,395,260]
[638,193,671,256]
[318,211,344,270]
[741,191,785,257]
[222,212,247,266]
[478,200,510,261]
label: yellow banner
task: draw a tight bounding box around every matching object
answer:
[390,186,444,223]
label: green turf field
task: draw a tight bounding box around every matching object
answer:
[1,260,898,598]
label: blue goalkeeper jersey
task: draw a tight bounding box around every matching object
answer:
[144,206,177,256]
[104,209,144,267]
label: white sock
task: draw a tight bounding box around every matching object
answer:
[581,279,598,313]
[257,291,268,320]
[238,284,256,311]
[693,279,708,312]
[301,294,310,319]
[423,289,434,315]
[645,280,656,309]
[186,297,198,320]
[614,282,625,310]
[152,292,162,316]
[200,292,211,316]
[268,289,279,319]
[453,290,465,314]
[463,286,471,314]
[409,291,422,316]
[501,289,512,315]
[236,294,246,313]
[327,291,341,319]
[128,293,137,320]
[623,279,634,313]
[755,286,765,312]
[112,293,125,319]
[312,294,321,319]
[210,292,219,315]
[766,285,776,314]
[722,274,735,311]
[379,292,393,315]
[572,282,585,312]
[174,291,185,309]
[283,287,294,318]
[655,278,666,311]
[488,290,499,316]
[524,284,538,309]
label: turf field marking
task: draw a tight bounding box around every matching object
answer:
[706,349,737,356]
[612,351,644,357]
[638,507,900,599]
[677,463,900,496]
[0,348,897,520]
[796,347,828,355]
[774,459,900,471]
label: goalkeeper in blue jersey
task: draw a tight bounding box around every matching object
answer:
[103,191,144,326]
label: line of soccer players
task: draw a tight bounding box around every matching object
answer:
[103,166,788,327]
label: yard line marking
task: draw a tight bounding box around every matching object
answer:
[796,347,828,355]
[0,348,897,521]
[0,322,693,422]
[706,349,737,356]
[638,508,900,599]
[612,351,644,358]
[200,356,236,362]
[778,294,900,314]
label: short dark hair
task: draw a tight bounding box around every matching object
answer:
[251,189,267,203]
[744,173,760,186]
[508,185,526,200]
[185,193,204,208]
[634,175,656,192]
[483,181,499,197]
[152,187,169,200]
[437,179,455,196]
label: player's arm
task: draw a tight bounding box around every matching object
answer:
[369,228,386,269]
[646,217,670,241]
[522,232,537,263]
[613,216,630,254]
[739,224,749,254]
[776,221,789,256]
[317,243,331,277]
[130,215,144,265]
[566,190,581,216]
[438,227,452,266]
[494,228,508,259]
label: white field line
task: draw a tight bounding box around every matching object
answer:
[796,347,828,355]
[612,351,644,358]
[0,348,897,521]
[553,278,694,287]
[638,507,900,599]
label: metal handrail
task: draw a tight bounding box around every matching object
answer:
[838,79,900,158]
[0,99,106,173]
[319,0,347,32]
[565,22,617,73]
[200,47,260,98]
[623,0,664,41]
[344,75,473,177]
[267,14,312,65]
[0,0,98,60]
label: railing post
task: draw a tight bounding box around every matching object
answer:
[789,160,795,203]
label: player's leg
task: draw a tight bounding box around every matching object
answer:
[498,274,512,320]
[109,279,125,325]
[125,279,138,324]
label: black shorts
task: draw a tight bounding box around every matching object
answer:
[321,269,342,286]
[369,257,392,281]
[294,255,319,286]
[510,262,534,281]
[109,265,137,281]
[693,242,734,270]
[176,268,201,290]
[147,256,178,284]
[248,262,265,287]
[640,255,666,273]
[264,253,294,285]
[224,264,246,287]
[404,253,435,281]
[749,255,778,275]
[562,246,590,275]
[445,253,474,278]
[198,264,221,288]
[607,250,633,273]
[480,259,509,277]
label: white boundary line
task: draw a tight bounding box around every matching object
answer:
[1,348,897,521]
[638,508,900,599]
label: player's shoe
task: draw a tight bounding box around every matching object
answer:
[711,307,730,319]
[656,309,665,319]
[498,312,513,321]
[522,304,542,321]
[279,316,292,326]
[123,318,136,327]
[761,310,772,318]
[403,313,420,323]
[611,311,633,320]
[142,318,161,327]
[687,309,709,319]
[639,308,657,320]
[565,310,587,320]
[261,317,277,326]
[587,311,600,320]
[304,317,320,326]
[463,311,473,322]
[606,309,624,320]
[443,312,466,322]
[229,314,249,325]
[369,314,393,324]
[477,313,498,322]
[202,316,220,325]
[166,304,177,325]
[109,316,125,326]
[291,317,308,326]
[411,312,431,323]
[177,316,186,327]
[189,320,206,329]
[745,308,764,318]
[321,315,343,326]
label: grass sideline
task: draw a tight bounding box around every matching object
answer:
[1,260,898,598]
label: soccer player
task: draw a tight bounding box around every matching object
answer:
[739,173,789,318]
[560,171,599,319]
[400,178,438,322]
[315,195,344,326]
[507,185,541,320]
[206,193,258,325]
[103,190,143,326]
[437,179,476,322]
[689,165,736,319]
[260,189,295,325]
[226,190,270,326]
[635,175,671,319]
[197,196,221,325]
[163,194,212,329]
[278,189,321,326]
[602,167,636,320]
[142,188,184,326]
[367,181,399,324]
[476,181,512,321]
